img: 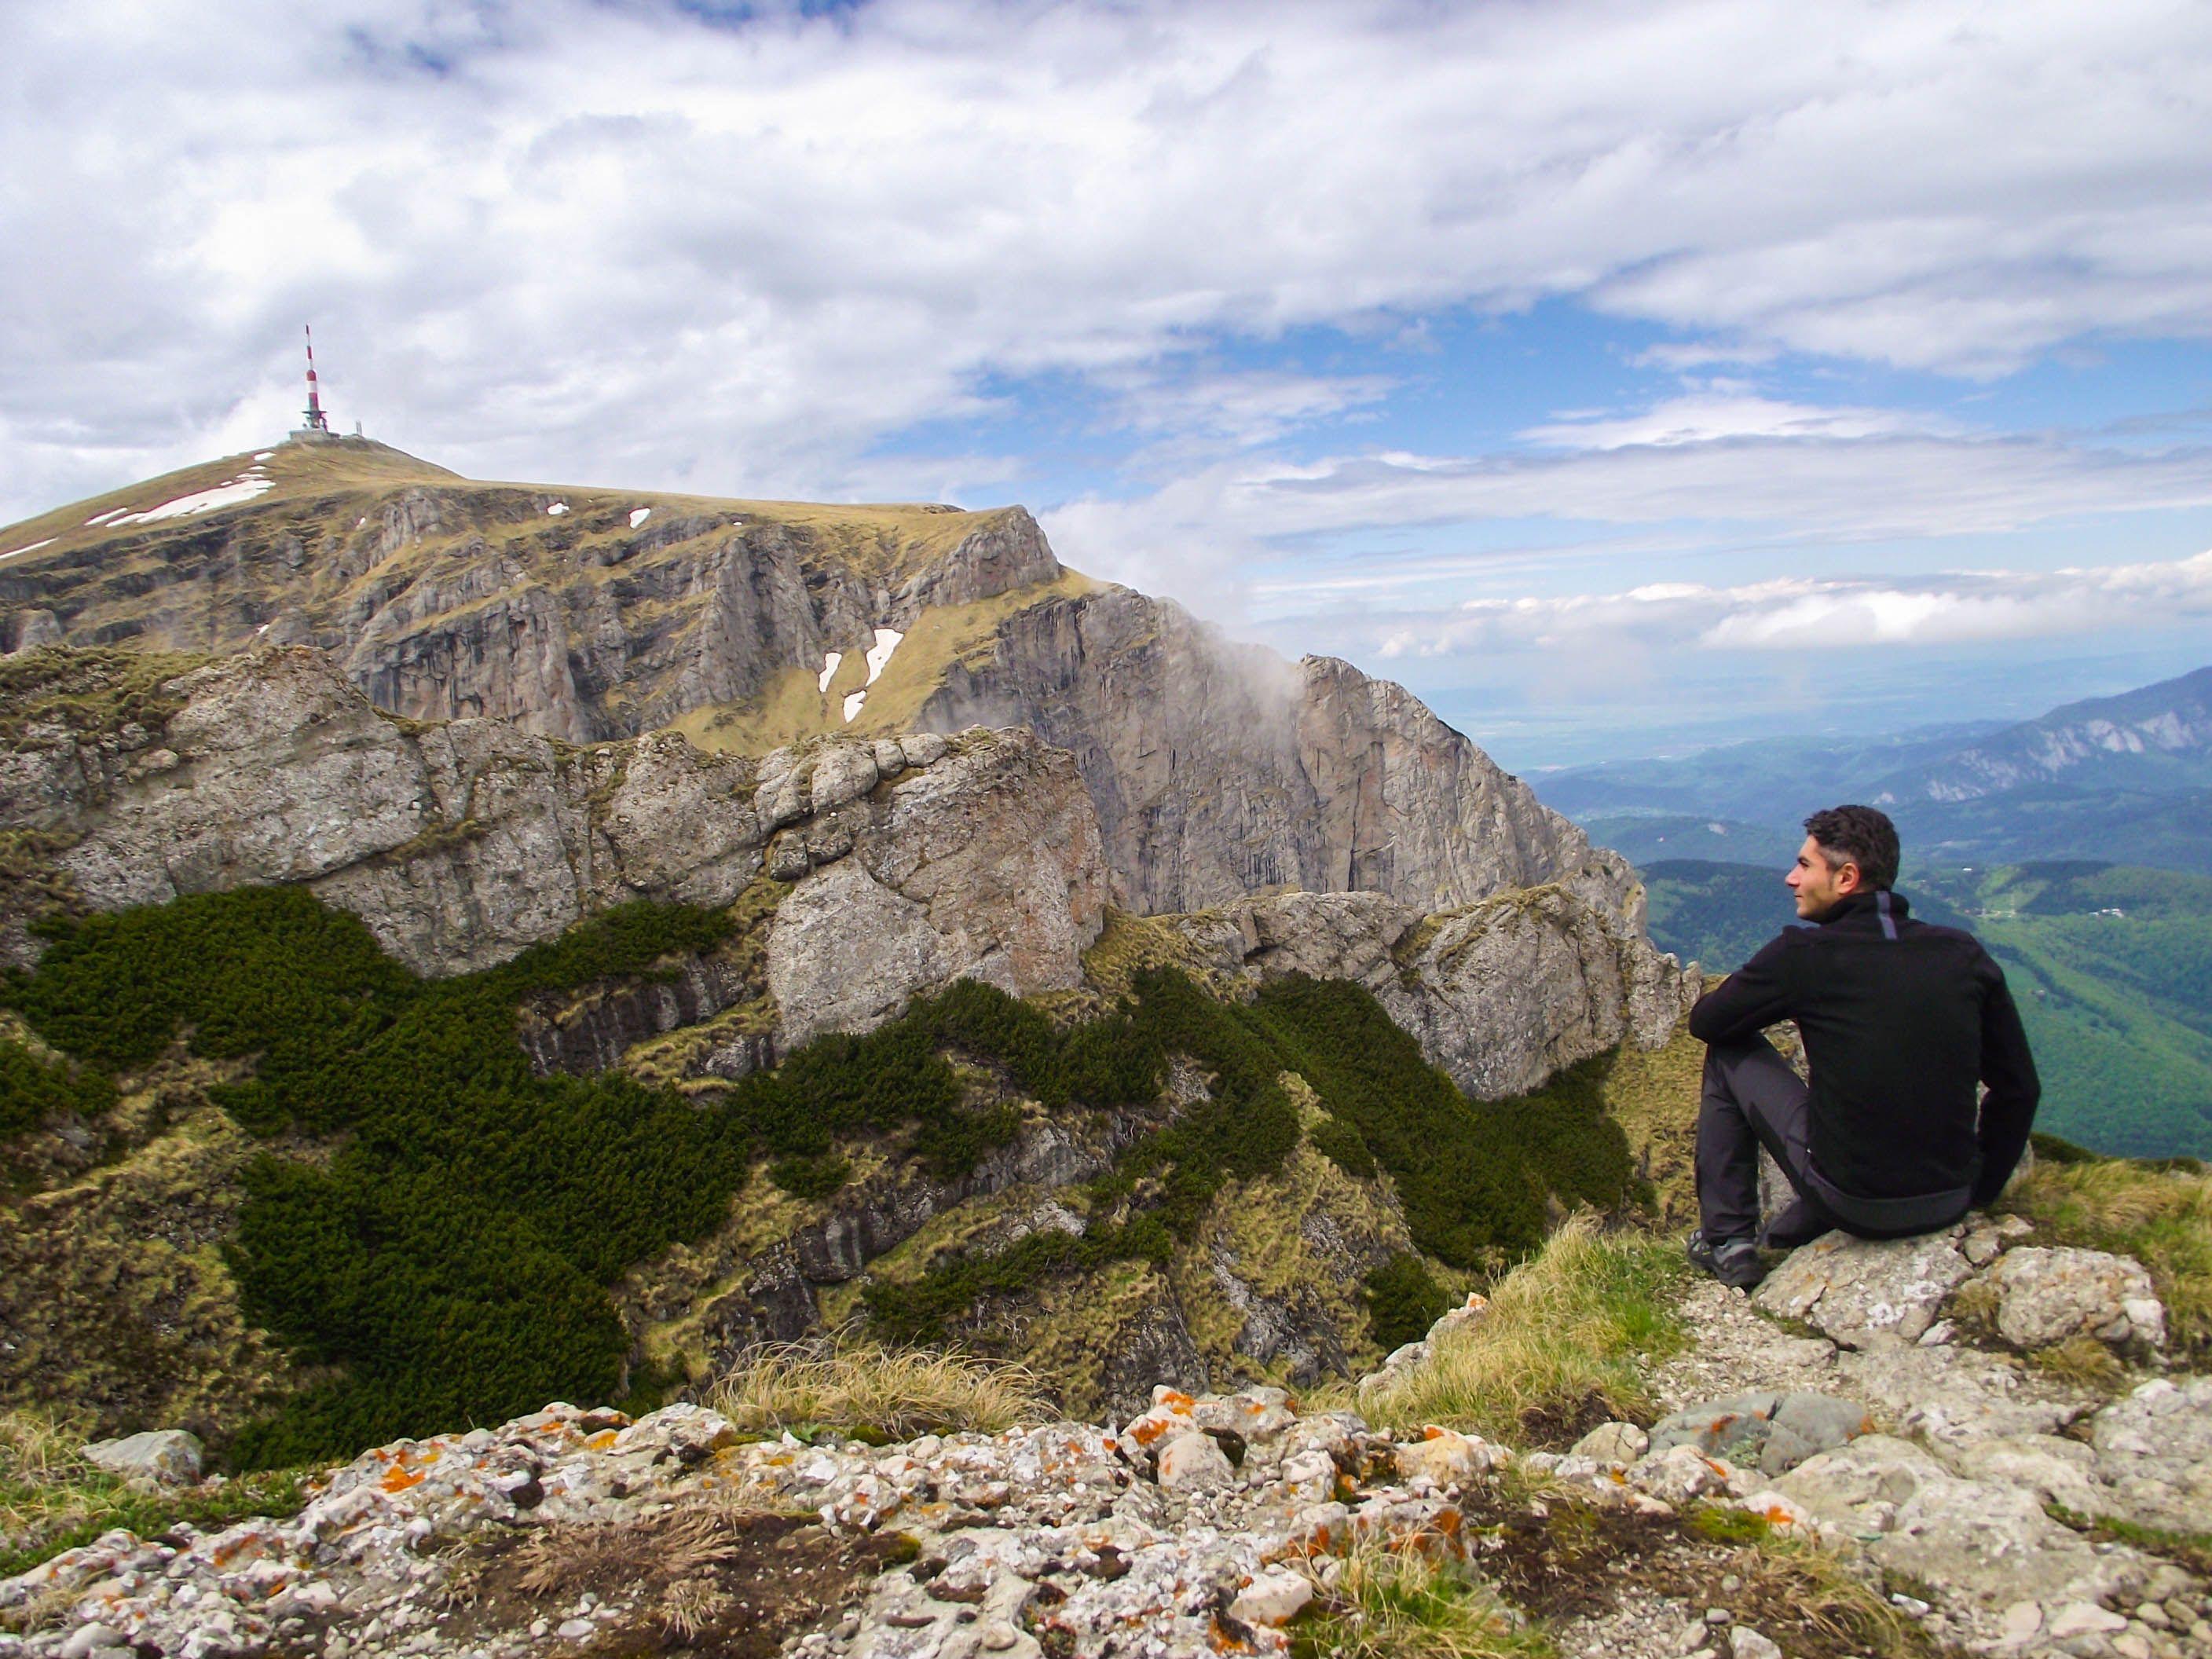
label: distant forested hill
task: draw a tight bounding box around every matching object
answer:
[1643,859,2212,1161]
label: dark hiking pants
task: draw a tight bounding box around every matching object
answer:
[1694,1035,1833,1248]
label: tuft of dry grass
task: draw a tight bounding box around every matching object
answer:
[704,1338,1049,1441]
[1736,1533,1929,1659]
[1291,1543,1554,1659]
[0,1407,112,1555]
[1360,1217,1685,1448]
[2029,1335,2130,1392]
[2003,1155,2212,1361]
[515,1506,739,1599]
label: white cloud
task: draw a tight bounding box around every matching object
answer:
[1228,433,2212,542]
[1368,550,2212,659]
[1520,392,1943,450]
[5,0,2212,523]
[1040,423,2212,621]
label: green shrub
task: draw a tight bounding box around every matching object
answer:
[5,889,1171,1460]
[5,888,1613,1458]
[771,1154,851,1199]
[2031,1129,2099,1166]
[0,1040,115,1143]
[1487,1051,1650,1215]
[1240,976,1550,1265]
[1364,1252,1451,1350]
[864,968,1589,1339]
[1309,1113,1376,1179]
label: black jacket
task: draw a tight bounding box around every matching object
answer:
[1689,889,2040,1214]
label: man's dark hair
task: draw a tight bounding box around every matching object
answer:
[1804,804,1899,892]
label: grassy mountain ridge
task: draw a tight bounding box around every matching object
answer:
[1641,858,2212,1161]
[0,435,1081,752]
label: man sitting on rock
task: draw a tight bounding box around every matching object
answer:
[1685,804,2040,1291]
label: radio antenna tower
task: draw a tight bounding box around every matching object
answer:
[301,325,331,433]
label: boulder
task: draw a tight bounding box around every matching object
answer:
[1228,1569,1313,1628]
[1772,1434,2154,1612]
[1570,1421,1650,1465]
[80,1429,203,1487]
[1647,1391,1875,1475]
[1753,1228,1973,1348]
[1393,1426,1508,1485]
[1155,1430,1235,1492]
[2088,1377,2212,1536]
[804,743,878,812]
[1626,1444,1743,1506]
[1985,1247,2166,1350]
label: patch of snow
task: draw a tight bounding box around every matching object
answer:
[113,473,276,525]
[0,539,57,561]
[546,502,569,516]
[253,452,275,461]
[864,627,904,686]
[629,507,652,529]
[255,624,271,636]
[357,517,368,529]
[817,651,844,694]
[84,508,130,526]
[843,690,866,723]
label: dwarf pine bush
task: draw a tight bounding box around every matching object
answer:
[4,886,1626,1459]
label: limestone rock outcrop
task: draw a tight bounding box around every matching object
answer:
[0,646,1105,1003]
[1159,884,1693,1099]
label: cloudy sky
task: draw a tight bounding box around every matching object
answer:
[6,0,2212,766]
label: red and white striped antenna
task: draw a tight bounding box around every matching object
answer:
[302,324,331,433]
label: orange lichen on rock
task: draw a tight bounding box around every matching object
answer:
[379,1464,426,1493]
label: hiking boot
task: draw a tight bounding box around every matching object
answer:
[1686,1230,1767,1291]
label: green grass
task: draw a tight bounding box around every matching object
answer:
[0,645,209,746]
[2046,1502,2212,1577]
[1360,1217,1686,1446]
[1291,1544,1555,1659]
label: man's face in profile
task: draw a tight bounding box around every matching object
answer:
[1786,835,1860,920]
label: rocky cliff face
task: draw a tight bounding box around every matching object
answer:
[0,646,1105,1009]
[0,442,1639,926]
[921,586,1629,917]
[0,644,1683,1099]
[1160,884,1694,1101]
[1,443,1690,1459]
